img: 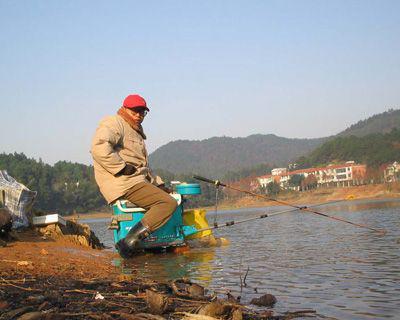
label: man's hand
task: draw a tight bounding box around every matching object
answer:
[158,184,172,194]
[117,164,136,176]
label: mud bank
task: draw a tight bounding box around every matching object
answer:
[0,226,316,320]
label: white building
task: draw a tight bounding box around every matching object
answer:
[384,162,400,182]
[257,162,367,190]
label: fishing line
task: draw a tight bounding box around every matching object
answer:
[193,175,386,235]
[191,199,346,234]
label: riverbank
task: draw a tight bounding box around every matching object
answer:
[216,182,400,210]
[0,226,315,319]
[69,183,400,220]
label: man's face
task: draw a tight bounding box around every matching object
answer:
[127,107,148,125]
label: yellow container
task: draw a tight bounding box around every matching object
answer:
[183,209,212,239]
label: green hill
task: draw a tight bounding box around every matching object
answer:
[149,109,400,177]
[338,109,400,137]
[296,128,400,168]
[149,135,326,178]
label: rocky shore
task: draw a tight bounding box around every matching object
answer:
[0,222,316,320]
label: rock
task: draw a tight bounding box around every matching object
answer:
[232,309,243,320]
[198,300,232,317]
[250,293,277,307]
[226,291,240,303]
[36,220,104,249]
[188,283,205,297]
[145,289,171,314]
[171,278,207,299]
[181,313,219,320]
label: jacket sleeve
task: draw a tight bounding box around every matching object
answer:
[147,169,164,186]
[91,118,126,176]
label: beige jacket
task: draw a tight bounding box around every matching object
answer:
[91,115,163,204]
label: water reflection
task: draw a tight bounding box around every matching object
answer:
[115,248,217,287]
[84,199,400,319]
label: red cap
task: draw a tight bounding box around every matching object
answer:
[122,94,149,111]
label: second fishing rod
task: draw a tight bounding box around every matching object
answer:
[193,175,386,235]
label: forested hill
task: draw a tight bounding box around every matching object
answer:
[150,109,399,177]
[149,135,326,178]
[338,109,400,137]
[296,128,400,168]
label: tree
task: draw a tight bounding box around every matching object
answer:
[266,182,280,196]
[301,174,317,190]
[0,152,105,214]
[289,174,304,188]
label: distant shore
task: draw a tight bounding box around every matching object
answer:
[67,183,400,220]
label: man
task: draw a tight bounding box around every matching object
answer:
[91,94,177,258]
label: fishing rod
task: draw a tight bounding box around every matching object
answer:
[193,175,386,235]
[191,199,347,234]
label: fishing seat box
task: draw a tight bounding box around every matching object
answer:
[111,184,202,249]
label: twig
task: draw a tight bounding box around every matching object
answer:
[0,277,35,283]
[243,266,250,287]
[103,300,136,309]
[107,293,146,300]
[65,289,97,294]
[57,312,93,317]
[169,297,209,304]
[0,277,41,292]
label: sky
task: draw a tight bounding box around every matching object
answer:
[1,0,399,165]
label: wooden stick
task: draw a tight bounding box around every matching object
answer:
[0,277,41,292]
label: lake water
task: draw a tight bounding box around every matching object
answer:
[81,199,400,319]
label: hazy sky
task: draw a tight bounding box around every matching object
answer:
[1,1,399,165]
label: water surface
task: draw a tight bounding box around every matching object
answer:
[82,199,400,319]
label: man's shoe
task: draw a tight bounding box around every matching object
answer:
[115,221,150,259]
[115,240,134,259]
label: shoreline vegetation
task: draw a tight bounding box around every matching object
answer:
[68,183,400,220]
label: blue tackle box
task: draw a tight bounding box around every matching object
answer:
[110,184,201,249]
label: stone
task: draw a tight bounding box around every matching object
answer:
[250,293,277,307]
[232,309,243,320]
[145,289,170,315]
[198,300,232,317]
